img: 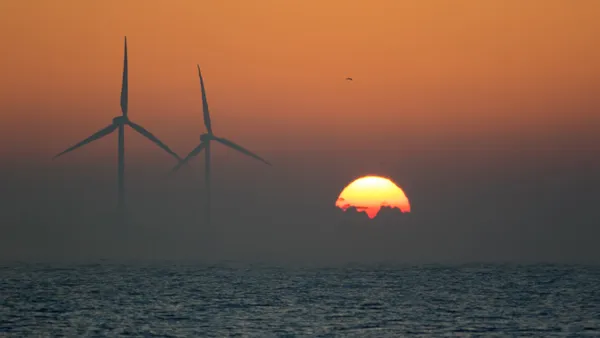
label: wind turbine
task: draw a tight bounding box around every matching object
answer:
[171,65,271,224]
[53,37,182,212]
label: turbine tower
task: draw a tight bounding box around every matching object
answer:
[54,37,182,212]
[171,65,271,224]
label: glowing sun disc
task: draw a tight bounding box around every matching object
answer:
[335,175,411,219]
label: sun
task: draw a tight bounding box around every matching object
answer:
[335,175,411,219]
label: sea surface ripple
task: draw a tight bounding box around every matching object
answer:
[1,263,599,337]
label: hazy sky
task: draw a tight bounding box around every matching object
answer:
[1,1,599,263]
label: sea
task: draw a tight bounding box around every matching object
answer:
[1,263,599,337]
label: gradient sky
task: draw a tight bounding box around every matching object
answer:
[1,1,599,263]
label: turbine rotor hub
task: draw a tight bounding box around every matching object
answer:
[200,133,211,142]
[113,116,127,125]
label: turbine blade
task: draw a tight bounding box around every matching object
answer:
[213,137,271,166]
[197,65,212,133]
[120,36,128,116]
[170,142,206,174]
[127,121,182,162]
[53,124,117,159]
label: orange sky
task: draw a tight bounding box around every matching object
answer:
[1,0,599,163]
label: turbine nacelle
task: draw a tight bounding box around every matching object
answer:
[54,37,183,213]
[168,64,273,225]
[200,133,212,142]
[113,116,128,125]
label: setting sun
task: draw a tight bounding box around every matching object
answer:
[335,176,411,219]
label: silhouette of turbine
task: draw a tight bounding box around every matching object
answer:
[53,37,182,212]
[171,65,271,224]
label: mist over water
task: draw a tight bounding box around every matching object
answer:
[2,153,600,265]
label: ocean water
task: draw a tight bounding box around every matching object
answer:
[1,263,599,337]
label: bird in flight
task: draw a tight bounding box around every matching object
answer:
[345,77,353,81]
